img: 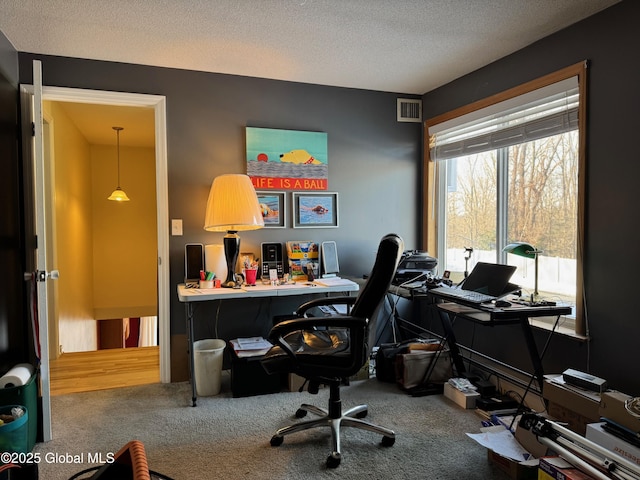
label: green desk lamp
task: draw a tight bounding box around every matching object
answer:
[503,242,542,301]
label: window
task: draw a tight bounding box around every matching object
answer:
[423,63,586,335]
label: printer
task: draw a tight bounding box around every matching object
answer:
[393,250,437,285]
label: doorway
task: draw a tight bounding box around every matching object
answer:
[38,87,170,395]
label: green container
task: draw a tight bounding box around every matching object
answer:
[0,372,37,452]
[0,405,28,454]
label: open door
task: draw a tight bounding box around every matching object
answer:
[20,59,55,441]
[20,60,170,441]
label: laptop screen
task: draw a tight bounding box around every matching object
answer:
[458,262,517,296]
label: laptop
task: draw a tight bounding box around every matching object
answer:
[429,262,518,305]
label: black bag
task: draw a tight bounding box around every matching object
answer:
[375,339,420,382]
[395,347,452,389]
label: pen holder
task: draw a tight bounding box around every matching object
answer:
[244,268,258,286]
[199,280,214,289]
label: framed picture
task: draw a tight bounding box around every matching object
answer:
[246,127,328,191]
[293,192,339,228]
[257,191,287,228]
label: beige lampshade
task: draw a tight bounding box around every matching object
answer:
[204,174,264,232]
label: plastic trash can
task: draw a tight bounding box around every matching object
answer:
[0,405,28,454]
[193,339,226,396]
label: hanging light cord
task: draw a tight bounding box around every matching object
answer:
[114,126,123,188]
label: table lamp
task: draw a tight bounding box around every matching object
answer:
[204,174,264,287]
[503,241,542,301]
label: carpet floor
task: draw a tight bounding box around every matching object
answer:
[34,374,511,479]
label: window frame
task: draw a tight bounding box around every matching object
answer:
[423,62,587,335]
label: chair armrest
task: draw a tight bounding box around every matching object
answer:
[295,296,357,316]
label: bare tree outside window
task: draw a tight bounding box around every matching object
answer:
[444,130,578,305]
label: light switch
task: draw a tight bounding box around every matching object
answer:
[171,219,183,236]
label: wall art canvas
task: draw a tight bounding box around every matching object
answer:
[246,127,328,191]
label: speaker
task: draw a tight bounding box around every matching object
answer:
[184,243,204,287]
[321,241,339,277]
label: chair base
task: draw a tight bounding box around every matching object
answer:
[270,385,395,468]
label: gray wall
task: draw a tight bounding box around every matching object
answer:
[16,54,421,371]
[422,0,640,395]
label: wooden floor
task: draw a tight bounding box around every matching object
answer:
[49,346,160,396]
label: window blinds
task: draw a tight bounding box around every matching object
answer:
[428,76,579,161]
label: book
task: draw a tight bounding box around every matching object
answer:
[539,456,596,479]
[286,241,319,282]
[230,337,272,358]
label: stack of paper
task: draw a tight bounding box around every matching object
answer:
[230,337,272,358]
[313,277,356,287]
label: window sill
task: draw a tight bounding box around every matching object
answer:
[529,317,589,342]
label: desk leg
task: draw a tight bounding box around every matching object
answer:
[185,303,197,407]
[438,311,466,376]
[519,316,545,393]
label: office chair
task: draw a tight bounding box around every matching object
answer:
[261,233,404,468]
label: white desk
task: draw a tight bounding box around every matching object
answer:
[177,280,360,405]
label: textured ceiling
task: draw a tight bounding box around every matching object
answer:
[0,0,620,95]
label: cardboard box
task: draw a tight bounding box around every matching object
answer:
[288,373,306,392]
[486,426,544,480]
[585,422,640,467]
[599,390,640,433]
[538,456,595,479]
[487,449,538,480]
[444,382,480,409]
[538,472,554,480]
[350,360,370,382]
[543,375,600,435]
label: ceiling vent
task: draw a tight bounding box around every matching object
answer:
[397,98,422,123]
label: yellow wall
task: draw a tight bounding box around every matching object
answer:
[43,101,158,352]
[44,101,97,352]
[91,144,157,319]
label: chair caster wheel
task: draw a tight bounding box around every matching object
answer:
[356,410,368,419]
[381,435,395,447]
[326,452,341,468]
[295,408,307,418]
[270,435,284,447]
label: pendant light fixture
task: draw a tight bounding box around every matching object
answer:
[107,126,130,202]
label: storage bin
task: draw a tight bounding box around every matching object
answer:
[0,372,37,452]
[0,405,28,454]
